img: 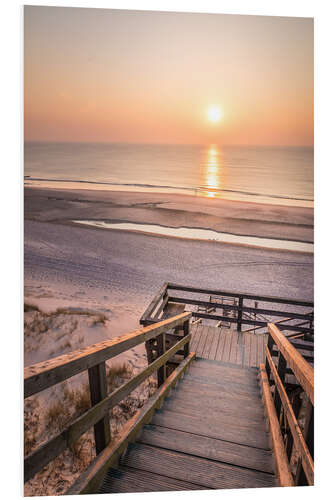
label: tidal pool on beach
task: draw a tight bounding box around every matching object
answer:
[72,220,314,254]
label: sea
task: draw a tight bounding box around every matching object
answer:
[24,142,314,207]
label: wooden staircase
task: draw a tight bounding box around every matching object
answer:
[98,358,276,493]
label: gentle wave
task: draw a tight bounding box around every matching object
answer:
[25,177,313,203]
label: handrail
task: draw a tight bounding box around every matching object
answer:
[267,323,314,405]
[265,348,314,485]
[25,311,191,398]
[265,323,314,486]
[24,312,192,483]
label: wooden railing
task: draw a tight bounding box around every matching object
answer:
[259,323,314,486]
[140,282,314,337]
[24,312,192,485]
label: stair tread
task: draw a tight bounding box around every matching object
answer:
[119,442,275,489]
[138,425,274,474]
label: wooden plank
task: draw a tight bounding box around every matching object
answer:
[196,326,208,358]
[243,333,251,367]
[161,400,266,431]
[266,347,314,485]
[229,331,238,364]
[268,323,314,405]
[24,311,191,398]
[88,362,111,455]
[222,331,232,363]
[192,357,258,376]
[182,374,261,398]
[167,283,313,307]
[214,330,226,361]
[169,387,266,416]
[202,327,213,359]
[186,367,260,390]
[207,328,220,360]
[258,364,294,487]
[189,323,202,352]
[24,335,191,483]
[121,442,276,489]
[151,410,270,450]
[99,466,205,493]
[139,425,274,474]
[66,352,196,495]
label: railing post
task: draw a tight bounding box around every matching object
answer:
[237,297,243,332]
[286,389,302,460]
[88,361,111,455]
[156,333,166,387]
[265,335,274,382]
[183,319,190,358]
[274,353,287,417]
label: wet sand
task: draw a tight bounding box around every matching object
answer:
[25,186,314,243]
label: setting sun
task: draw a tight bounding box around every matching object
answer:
[207,106,222,123]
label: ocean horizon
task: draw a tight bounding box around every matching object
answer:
[24,141,314,207]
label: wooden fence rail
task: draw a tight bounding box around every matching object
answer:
[24,312,192,483]
[261,323,314,486]
[140,283,314,337]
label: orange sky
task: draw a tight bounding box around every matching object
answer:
[24,7,313,146]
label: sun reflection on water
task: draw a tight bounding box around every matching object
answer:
[202,145,222,198]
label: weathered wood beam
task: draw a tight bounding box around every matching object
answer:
[258,364,294,487]
[267,324,314,405]
[66,352,196,495]
[266,348,314,485]
[88,362,111,455]
[24,311,191,398]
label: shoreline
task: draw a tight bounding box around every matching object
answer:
[24,178,314,208]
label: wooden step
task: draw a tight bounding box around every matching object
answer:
[151,409,271,450]
[193,357,258,374]
[182,373,261,397]
[99,466,205,493]
[120,442,276,490]
[173,379,262,404]
[188,364,259,384]
[161,398,266,428]
[138,425,275,474]
[169,386,265,414]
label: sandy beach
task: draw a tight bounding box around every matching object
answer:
[24,185,313,346]
[24,186,313,495]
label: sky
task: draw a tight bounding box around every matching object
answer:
[24,6,313,146]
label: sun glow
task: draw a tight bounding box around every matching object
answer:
[207,106,222,123]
